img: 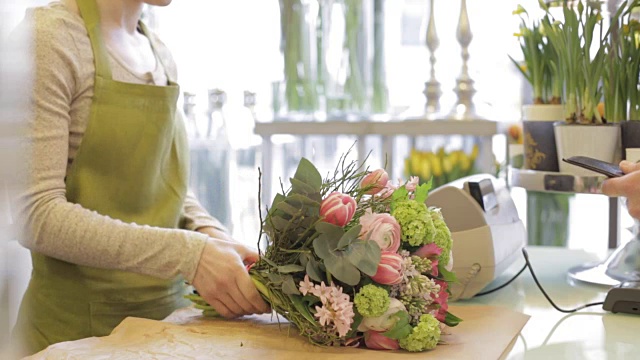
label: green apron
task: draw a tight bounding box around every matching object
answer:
[14,0,190,354]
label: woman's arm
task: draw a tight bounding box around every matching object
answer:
[15,8,207,282]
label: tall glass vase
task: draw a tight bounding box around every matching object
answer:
[279,0,319,118]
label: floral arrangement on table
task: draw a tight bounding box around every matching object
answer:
[188,153,461,352]
[404,145,479,189]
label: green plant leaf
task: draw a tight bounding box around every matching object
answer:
[337,224,362,249]
[345,240,381,276]
[414,178,433,204]
[270,217,291,232]
[290,177,317,195]
[289,294,318,324]
[347,312,364,338]
[306,257,323,282]
[277,264,305,273]
[316,221,344,236]
[438,263,458,283]
[313,233,339,260]
[293,157,322,192]
[382,311,413,340]
[286,193,321,207]
[324,253,361,285]
[444,311,463,327]
[281,275,301,295]
[267,273,284,285]
[275,200,301,217]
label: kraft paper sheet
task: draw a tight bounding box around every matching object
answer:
[28,305,529,360]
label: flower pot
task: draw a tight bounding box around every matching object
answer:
[522,105,563,172]
[554,122,622,176]
[621,121,640,160]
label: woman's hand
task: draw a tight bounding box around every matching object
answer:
[191,239,270,318]
[196,226,234,242]
[602,160,640,219]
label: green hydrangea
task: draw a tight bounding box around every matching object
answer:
[391,201,435,246]
[429,207,452,266]
[354,284,390,317]
[399,314,441,352]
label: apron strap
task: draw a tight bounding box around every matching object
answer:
[137,21,175,85]
[76,0,113,79]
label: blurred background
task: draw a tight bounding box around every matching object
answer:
[1,1,627,354]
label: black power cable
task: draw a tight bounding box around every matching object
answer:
[474,248,605,313]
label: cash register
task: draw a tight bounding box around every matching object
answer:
[426,174,526,300]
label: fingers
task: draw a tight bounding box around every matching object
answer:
[235,273,271,314]
[602,177,626,197]
[234,243,260,265]
[620,160,640,174]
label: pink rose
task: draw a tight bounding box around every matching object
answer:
[359,210,401,253]
[360,169,389,195]
[365,331,400,350]
[320,192,357,227]
[371,252,403,285]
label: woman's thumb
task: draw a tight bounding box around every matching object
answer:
[620,160,640,174]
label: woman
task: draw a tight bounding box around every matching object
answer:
[13,0,269,355]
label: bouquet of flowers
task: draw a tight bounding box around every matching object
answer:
[187,153,461,352]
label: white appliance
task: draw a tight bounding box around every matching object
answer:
[426,174,526,300]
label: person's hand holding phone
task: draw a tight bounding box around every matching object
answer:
[602,160,640,219]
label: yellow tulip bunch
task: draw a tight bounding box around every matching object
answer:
[405,145,479,189]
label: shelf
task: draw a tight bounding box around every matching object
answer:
[508,167,607,194]
[254,119,498,137]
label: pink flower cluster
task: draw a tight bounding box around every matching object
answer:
[299,275,355,337]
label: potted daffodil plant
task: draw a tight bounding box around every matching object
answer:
[511,5,564,172]
[541,0,622,175]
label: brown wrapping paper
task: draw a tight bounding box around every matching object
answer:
[28,305,529,360]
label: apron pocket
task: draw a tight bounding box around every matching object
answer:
[89,293,183,337]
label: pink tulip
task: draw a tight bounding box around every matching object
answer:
[320,192,357,227]
[413,243,442,259]
[365,331,400,350]
[359,211,401,253]
[360,169,389,195]
[371,252,403,285]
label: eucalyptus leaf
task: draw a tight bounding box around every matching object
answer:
[277,264,305,274]
[345,240,381,276]
[316,222,344,237]
[281,275,301,295]
[299,253,309,267]
[313,236,333,260]
[275,201,301,217]
[290,177,317,195]
[270,217,291,232]
[306,257,323,282]
[324,254,361,286]
[286,193,321,207]
[268,194,286,215]
[337,224,362,250]
[293,158,323,192]
[267,273,284,284]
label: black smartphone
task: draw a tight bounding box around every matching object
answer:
[562,156,624,178]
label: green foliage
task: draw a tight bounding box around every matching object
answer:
[382,311,413,340]
[444,311,463,327]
